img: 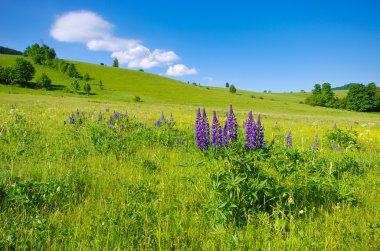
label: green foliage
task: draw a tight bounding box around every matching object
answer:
[229,84,237,93]
[67,64,79,78]
[36,73,52,89]
[83,83,91,95]
[133,96,141,102]
[11,58,35,85]
[113,58,119,68]
[206,146,359,227]
[70,80,81,93]
[306,82,379,112]
[0,65,14,84]
[83,73,91,81]
[24,43,56,65]
[325,128,358,149]
[345,83,380,112]
[226,82,229,88]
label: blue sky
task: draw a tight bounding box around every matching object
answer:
[1,0,380,92]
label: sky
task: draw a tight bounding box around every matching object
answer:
[1,0,380,92]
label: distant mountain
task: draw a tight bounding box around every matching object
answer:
[0,46,23,55]
[332,83,357,90]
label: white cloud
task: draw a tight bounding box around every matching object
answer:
[50,10,113,42]
[87,37,140,51]
[203,76,214,81]
[50,10,192,71]
[166,64,197,76]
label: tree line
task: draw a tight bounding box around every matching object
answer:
[0,43,94,93]
[305,82,380,112]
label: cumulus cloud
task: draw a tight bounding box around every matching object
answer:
[166,64,197,76]
[50,10,113,42]
[50,10,193,71]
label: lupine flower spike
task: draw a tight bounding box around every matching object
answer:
[286,131,292,149]
[256,114,264,148]
[195,108,207,151]
[98,112,102,122]
[69,113,75,124]
[245,111,256,149]
[226,104,238,143]
[202,108,210,144]
[212,111,223,147]
[313,133,319,150]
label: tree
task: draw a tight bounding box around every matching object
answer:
[24,43,56,65]
[229,84,237,93]
[83,83,91,95]
[12,58,35,85]
[83,73,91,81]
[0,66,14,84]
[226,82,229,88]
[67,64,78,78]
[36,73,52,89]
[312,84,321,95]
[71,80,81,93]
[345,83,379,112]
[113,58,119,67]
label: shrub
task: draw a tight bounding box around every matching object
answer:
[83,83,91,95]
[133,96,142,102]
[229,84,237,93]
[11,58,35,85]
[36,73,52,89]
[70,80,81,93]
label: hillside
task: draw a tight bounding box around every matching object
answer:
[0,54,376,120]
[0,46,23,55]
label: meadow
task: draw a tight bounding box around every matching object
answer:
[1,54,380,250]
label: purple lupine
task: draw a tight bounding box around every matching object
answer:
[98,112,102,122]
[170,113,174,122]
[160,112,166,122]
[69,113,75,124]
[245,111,256,149]
[114,111,119,120]
[337,145,341,151]
[286,131,292,149]
[332,142,336,149]
[202,108,210,144]
[256,114,265,148]
[313,133,319,150]
[108,116,114,127]
[154,120,162,127]
[226,104,238,142]
[106,107,109,112]
[76,109,80,116]
[195,108,207,150]
[78,118,83,125]
[212,111,223,147]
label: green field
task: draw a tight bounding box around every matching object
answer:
[1,55,380,249]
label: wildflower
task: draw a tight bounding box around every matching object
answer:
[332,141,336,149]
[98,112,102,122]
[154,120,162,127]
[313,133,319,150]
[114,111,119,120]
[170,113,174,122]
[286,131,292,149]
[202,108,210,144]
[226,104,238,143]
[195,108,207,150]
[160,112,166,122]
[337,145,341,151]
[69,113,75,124]
[212,111,223,147]
[245,111,256,149]
[78,118,83,125]
[76,109,80,116]
[256,114,265,148]
[108,116,114,127]
[106,107,109,112]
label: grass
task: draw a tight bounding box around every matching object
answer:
[1,54,380,249]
